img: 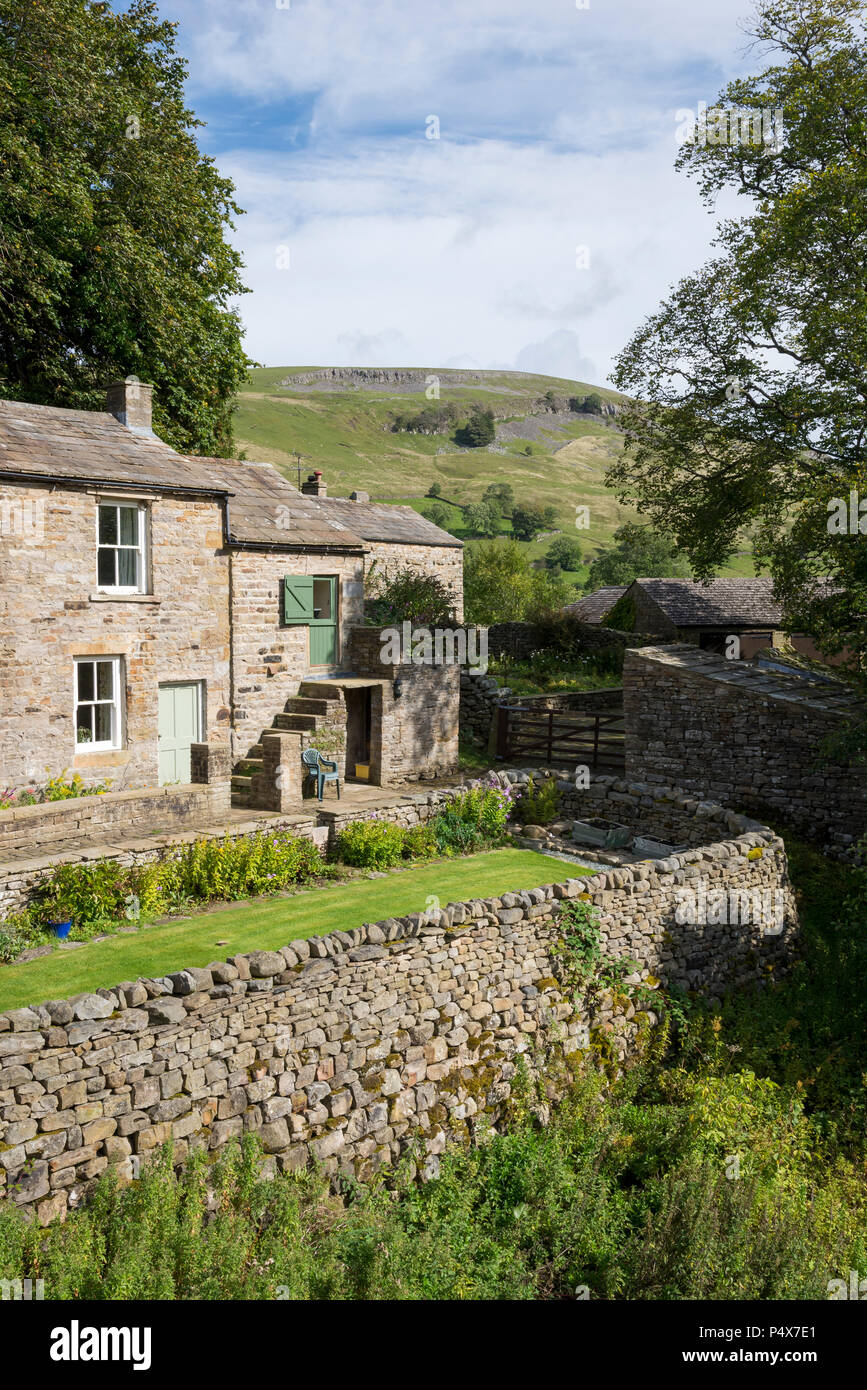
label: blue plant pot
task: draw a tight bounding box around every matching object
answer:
[49,920,72,940]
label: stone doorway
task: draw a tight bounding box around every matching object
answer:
[345,685,372,781]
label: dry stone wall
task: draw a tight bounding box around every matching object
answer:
[0,776,796,1223]
[624,645,867,849]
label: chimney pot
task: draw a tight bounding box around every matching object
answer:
[106,377,153,434]
[301,470,327,497]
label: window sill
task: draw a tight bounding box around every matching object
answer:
[89,592,160,604]
[73,748,128,766]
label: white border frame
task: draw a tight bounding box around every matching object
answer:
[96,500,148,595]
[73,655,124,753]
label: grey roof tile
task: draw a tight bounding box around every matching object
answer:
[564,586,628,623]
[634,577,784,627]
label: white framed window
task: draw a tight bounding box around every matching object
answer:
[97,501,147,592]
[74,657,123,750]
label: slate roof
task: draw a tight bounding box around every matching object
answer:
[634,645,864,718]
[564,586,628,623]
[196,459,365,552]
[0,398,228,495]
[634,577,783,628]
[318,496,463,549]
[0,396,461,553]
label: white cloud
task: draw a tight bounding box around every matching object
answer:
[227,133,724,381]
[156,0,764,381]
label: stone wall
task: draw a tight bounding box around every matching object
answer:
[0,783,230,860]
[349,627,460,780]
[486,618,630,662]
[0,480,232,791]
[0,787,795,1222]
[624,645,867,849]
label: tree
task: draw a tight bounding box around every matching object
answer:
[456,406,495,447]
[586,523,689,590]
[582,393,604,414]
[0,0,250,456]
[545,535,583,572]
[610,0,867,681]
[511,503,557,541]
[464,540,570,625]
[464,498,501,537]
[483,481,514,515]
[422,502,450,530]
[427,481,442,498]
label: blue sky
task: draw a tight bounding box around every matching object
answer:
[140,0,761,385]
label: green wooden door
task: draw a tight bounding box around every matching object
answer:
[309,576,338,666]
[158,683,201,785]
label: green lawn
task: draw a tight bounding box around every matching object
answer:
[0,849,589,1012]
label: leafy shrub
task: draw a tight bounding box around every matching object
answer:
[514,775,560,826]
[552,898,603,989]
[32,860,131,931]
[140,831,322,908]
[431,784,512,854]
[23,831,323,937]
[432,808,481,856]
[464,540,570,626]
[0,911,48,964]
[336,820,406,870]
[364,566,456,627]
[402,823,439,860]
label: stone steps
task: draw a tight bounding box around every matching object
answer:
[273,712,317,731]
[288,696,335,716]
[230,684,346,810]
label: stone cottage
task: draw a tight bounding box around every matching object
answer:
[584,576,837,662]
[0,381,463,814]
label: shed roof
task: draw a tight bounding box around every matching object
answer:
[564,585,628,624]
[633,577,783,628]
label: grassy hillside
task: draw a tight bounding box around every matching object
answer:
[234,366,760,585]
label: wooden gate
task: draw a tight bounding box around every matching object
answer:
[495,705,625,770]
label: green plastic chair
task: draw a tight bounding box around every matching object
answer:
[302,747,341,800]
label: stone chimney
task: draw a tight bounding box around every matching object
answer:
[350,490,369,503]
[106,377,154,434]
[301,470,327,497]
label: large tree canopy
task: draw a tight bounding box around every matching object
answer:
[611,0,867,679]
[586,522,690,590]
[0,0,249,455]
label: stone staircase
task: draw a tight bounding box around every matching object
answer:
[230,682,346,809]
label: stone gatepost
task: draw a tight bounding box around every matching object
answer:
[260,732,303,811]
[190,743,233,812]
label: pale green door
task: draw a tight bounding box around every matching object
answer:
[309,576,338,666]
[158,683,201,784]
